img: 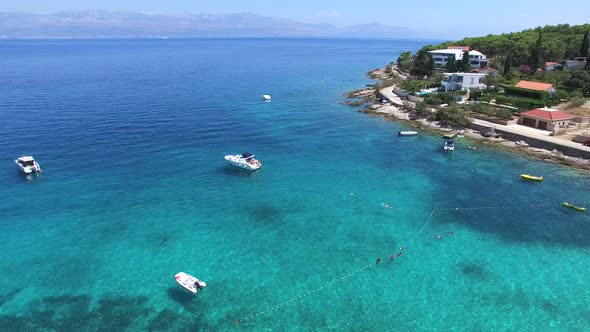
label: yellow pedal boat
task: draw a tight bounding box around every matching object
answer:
[521,174,543,181]
[563,202,587,212]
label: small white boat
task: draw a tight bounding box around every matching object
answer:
[15,156,42,174]
[175,272,206,294]
[224,152,262,171]
[444,139,455,152]
[398,131,418,136]
[262,95,271,101]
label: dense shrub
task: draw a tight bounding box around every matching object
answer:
[434,106,472,127]
[494,95,546,109]
[496,108,514,119]
[565,97,587,109]
[468,104,515,119]
[413,101,431,118]
[424,93,455,105]
[513,97,546,109]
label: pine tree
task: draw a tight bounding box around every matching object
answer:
[581,30,589,58]
[410,48,434,78]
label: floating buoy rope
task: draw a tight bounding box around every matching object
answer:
[233,199,589,326]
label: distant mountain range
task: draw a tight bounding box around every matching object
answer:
[0,10,427,39]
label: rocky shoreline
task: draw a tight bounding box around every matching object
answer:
[345,66,590,172]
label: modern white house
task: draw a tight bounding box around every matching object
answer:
[428,48,489,69]
[441,73,487,92]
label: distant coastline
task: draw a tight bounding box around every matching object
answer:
[0,10,428,40]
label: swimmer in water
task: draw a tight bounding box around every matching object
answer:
[446,231,454,235]
[390,253,396,261]
[376,258,381,265]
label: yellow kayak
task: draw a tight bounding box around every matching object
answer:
[521,174,543,181]
[563,202,587,212]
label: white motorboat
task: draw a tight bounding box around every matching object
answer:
[444,139,455,152]
[224,152,262,171]
[175,272,206,294]
[262,95,271,101]
[398,131,418,136]
[15,156,42,174]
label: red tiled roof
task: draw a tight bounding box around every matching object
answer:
[521,109,574,121]
[447,46,469,51]
[515,80,555,91]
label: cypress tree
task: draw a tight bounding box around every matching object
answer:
[460,50,471,72]
[530,30,543,73]
[445,55,457,72]
[503,54,511,77]
[581,30,589,58]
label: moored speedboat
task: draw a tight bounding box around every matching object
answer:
[15,156,42,174]
[262,95,271,101]
[175,272,206,294]
[443,139,455,152]
[224,152,262,171]
[398,131,418,136]
[521,174,543,181]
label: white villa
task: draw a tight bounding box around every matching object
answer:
[428,48,488,68]
[441,72,487,92]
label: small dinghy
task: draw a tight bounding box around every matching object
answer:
[563,202,586,212]
[262,95,271,101]
[175,272,206,294]
[398,131,418,136]
[521,174,543,181]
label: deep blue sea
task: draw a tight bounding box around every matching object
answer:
[1,38,590,331]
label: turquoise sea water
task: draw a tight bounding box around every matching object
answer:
[1,38,590,331]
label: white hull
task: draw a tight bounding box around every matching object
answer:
[399,131,418,136]
[15,158,41,174]
[225,155,262,171]
[175,272,206,294]
[444,145,455,151]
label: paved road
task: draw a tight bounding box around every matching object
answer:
[379,86,405,107]
[472,118,590,152]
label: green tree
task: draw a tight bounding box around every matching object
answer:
[445,55,457,72]
[482,73,498,91]
[566,70,590,96]
[410,48,434,78]
[459,50,471,72]
[581,30,589,58]
[396,51,413,73]
[413,101,430,118]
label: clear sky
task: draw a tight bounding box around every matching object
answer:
[2,0,589,38]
